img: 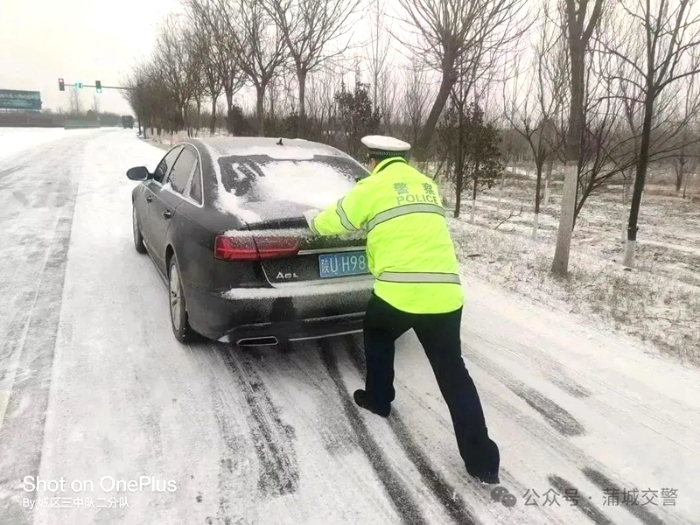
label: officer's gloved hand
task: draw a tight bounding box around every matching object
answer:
[302,209,320,227]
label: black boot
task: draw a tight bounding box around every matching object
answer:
[466,465,500,485]
[353,390,391,417]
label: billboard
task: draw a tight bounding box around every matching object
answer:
[0,90,42,111]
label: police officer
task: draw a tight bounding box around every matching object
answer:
[303,136,500,484]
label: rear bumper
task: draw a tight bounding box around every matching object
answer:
[185,280,372,344]
[223,312,365,345]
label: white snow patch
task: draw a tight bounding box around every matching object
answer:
[222,227,312,238]
[217,146,334,160]
[222,278,374,299]
[214,189,260,223]
[253,160,354,209]
[0,128,91,161]
[202,143,261,223]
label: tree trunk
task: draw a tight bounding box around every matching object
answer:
[454,98,465,219]
[552,36,585,277]
[471,175,478,224]
[210,96,217,136]
[621,174,629,244]
[256,85,266,137]
[195,100,201,136]
[544,157,554,206]
[497,168,506,218]
[551,162,578,276]
[690,173,696,204]
[624,89,655,268]
[415,66,456,161]
[534,162,543,239]
[224,87,234,134]
[297,68,307,137]
[454,157,464,219]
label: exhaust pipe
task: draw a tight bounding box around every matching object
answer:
[236,336,279,347]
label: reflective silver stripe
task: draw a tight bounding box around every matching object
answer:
[378,272,461,284]
[366,203,445,232]
[336,198,357,231]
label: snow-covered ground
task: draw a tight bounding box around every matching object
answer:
[444,168,700,363]
[0,127,95,162]
[0,128,699,525]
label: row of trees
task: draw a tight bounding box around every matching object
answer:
[123,0,700,273]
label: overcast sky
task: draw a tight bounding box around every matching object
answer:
[0,0,181,114]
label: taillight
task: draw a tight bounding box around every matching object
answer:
[214,235,300,261]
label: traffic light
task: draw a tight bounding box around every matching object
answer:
[58,78,65,91]
[76,82,83,89]
[96,80,102,93]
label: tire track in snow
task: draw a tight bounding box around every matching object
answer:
[340,336,481,524]
[0,178,78,524]
[548,475,616,525]
[465,324,592,399]
[388,412,480,525]
[342,335,535,511]
[220,347,299,498]
[209,371,254,525]
[459,341,586,437]
[581,468,665,525]
[318,340,429,525]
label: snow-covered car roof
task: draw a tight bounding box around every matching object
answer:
[195,136,349,161]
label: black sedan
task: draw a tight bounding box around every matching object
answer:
[127,137,374,346]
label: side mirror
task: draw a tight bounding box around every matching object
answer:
[126,166,150,181]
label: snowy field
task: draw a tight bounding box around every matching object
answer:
[0,128,699,525]
[442,170,700,364]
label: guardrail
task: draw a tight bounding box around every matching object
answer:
[63,120,101,129]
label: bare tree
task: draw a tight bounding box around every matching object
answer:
[68,87,83,116]
[402,63,431,147]
[365,0,390,109]
[551,0,606,276]
[396,0,528,161]
[600,0,700,267]
[152,15,194,132]
[211,0,288,136]
[504,8,566,239]
[261,0,359,135]
[185,1,227,135]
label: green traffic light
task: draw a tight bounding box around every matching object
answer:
[76,82,82,89]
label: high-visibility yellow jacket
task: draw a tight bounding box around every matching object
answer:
[310,156,463,314]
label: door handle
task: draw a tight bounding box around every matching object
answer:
[146,195,153,203]
[163,210,173,219]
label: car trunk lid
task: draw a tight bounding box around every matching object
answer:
[218,200,370,286]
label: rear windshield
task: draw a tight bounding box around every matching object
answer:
[217,154,367,202]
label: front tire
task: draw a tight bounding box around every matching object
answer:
[168,255,197,343]
[133,205,147,254]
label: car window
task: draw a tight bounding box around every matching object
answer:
[187,159,202,204]
[167,148,197,194]
[153,146,183,184]
[216,154,367,201]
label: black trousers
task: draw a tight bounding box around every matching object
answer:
[362,292,500,475]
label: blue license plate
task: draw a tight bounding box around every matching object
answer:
[319,251,369,278]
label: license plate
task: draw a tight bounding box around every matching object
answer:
[318,251,369,278]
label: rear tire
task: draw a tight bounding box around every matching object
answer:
[133,205,147,254]
[168,255,197,343]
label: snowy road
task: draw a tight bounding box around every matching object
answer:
[0,129,699,525]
